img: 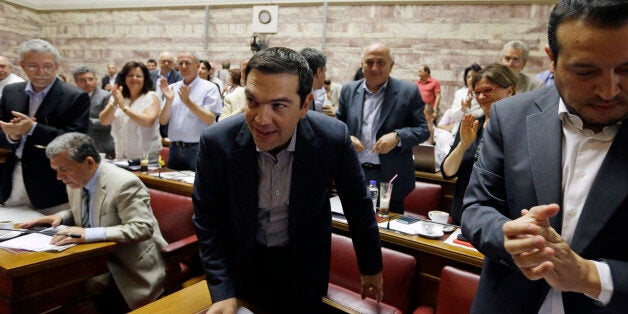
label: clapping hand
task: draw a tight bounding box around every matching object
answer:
[459,114,479,148]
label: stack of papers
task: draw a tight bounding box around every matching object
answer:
[152,171,195,184]
[0,232,76,252]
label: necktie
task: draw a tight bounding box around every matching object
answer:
[81,188,91,228]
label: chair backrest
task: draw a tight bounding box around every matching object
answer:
[435,266,480,314]
[329,233,416,313]
[148,188,195,244]
[403,181,442,217]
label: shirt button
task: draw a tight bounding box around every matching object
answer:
[577,171,585,178]
[275,191,279,195]
[569,209,577,216]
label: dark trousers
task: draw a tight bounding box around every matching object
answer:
[168,143,199,171]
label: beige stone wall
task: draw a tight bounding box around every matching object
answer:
[0,1,555,110]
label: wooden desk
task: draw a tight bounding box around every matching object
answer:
[333,219,483,308]
[136,171,193,196]
[0,242,116,313]
[415,170,456,212]
[132,280,211,314]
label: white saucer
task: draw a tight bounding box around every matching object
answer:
[443,225,455,233]
[417,229,444,239]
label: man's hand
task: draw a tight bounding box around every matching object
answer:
[178,85,192,107]
[350,135,365,152]
[372,132,399,154]
[50,226,86,246]
[0,111,36,140]
[19,214,63,229]
[159,78,174,101]
[360,272,384,302]
[206,297,238,314]
[503,204,601,297]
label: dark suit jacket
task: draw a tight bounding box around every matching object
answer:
[336,77,429,209]
[149,69,182,88]
[101,75,113,89]
[87,88,114,157]
[0,78,90,209]
[462,87,628,313]
[193,112,383,307]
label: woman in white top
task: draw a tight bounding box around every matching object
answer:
[99,61,162,161]
[439,63,484,134]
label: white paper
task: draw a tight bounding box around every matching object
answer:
[330,196,344,215]
[0,205,45,223]
[444,228,478,251]
[0,232,76,252]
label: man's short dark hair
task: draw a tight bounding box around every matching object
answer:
[299,47,327,77]
[245,47,313,108]
[548,0,627,62]
[72,66,96,81]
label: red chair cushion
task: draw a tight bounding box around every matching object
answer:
[326,283,403,314]
[148,188,195,244]
[403,181,442,217]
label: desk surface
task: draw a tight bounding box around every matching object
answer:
[132,280,211,314]
[136,171,194,196]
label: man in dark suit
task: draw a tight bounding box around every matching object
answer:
[193,47,383,313]
[150,51,183,138]
[101,63,117,91]
[73,66,114,158]
[337,42,429,213]
[0,39,89,211]
[462,1,628,313]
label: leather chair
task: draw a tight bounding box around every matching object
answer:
[413,266,480,314]
[148,188,201,295]
[327,233,416,313]
[403,181,442,217]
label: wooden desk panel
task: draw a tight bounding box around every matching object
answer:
[136,171,193,196]
[132,280,211,314]
[0,242,116,313]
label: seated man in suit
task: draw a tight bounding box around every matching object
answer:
[194,47,383,313]
[20,132,167,311]
[462,0,628,312]
[0,39,89,213]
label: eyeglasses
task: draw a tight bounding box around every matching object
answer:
[502,56,522,64]
[26,64,56,73]
[471,86,497,98]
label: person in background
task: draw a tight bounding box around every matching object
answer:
[57,73,67,82]
[218,58,248,121]
[416,65,442,115]
[194,47,383,313]
[101,63,117,91]
[535,69,555,87]
[441,63,516,225]
[353,67,364,81]
[0,55,24,99]
[299,47,327,112]
[0,39,89,212]
[462,1,627,312]
[150,51,182,88]
[146,58,157,72]
[20,132,167,311]
[337,42,428,214]
[208,61,224,96]
[99,61,161,161]
[500,40,544,94]
[439,63,484,134]
[73,66,114,158]
[159,51,222,171]
[423,105,453,169]
[222,67,240,97]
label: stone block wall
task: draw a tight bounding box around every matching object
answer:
[0,1,556,111]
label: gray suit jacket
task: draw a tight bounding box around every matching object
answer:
[87,88,114,157]
[336,77,429,208]
[58,162,167,309]
[462,87,628,313]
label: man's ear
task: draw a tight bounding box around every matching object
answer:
[545,45,555,74]
[300,93,313,118]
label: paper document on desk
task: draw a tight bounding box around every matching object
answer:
[0,231,76,252]
[0,205,45,223]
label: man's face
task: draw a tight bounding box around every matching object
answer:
[107,64,117,76]
[362,44,394,91]
[75,72,97,94]
[501,48,526,74]
[50,152,96,189]
[147,61,157,71]
[160,53,175,73]
[177,53,199,82]
[19,51,59,92]
[549,19,628,128]
[418,67,429,81]
[244,69,309,152]
[313,66,326,90]
[0,57,11,81]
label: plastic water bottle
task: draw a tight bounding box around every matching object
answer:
[368,180,378,213]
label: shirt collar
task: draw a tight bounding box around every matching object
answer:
[361,79,388,96]
[25,78,55,96]
[558,98,622,135]
[84,162,103,193]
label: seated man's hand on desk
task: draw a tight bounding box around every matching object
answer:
[19,215,86,245]
[206,297,238,314]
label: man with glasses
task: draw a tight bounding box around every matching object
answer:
[73,66,114,158]
[500,40,544,94]
[337,42,429,214]
[0,39,89,212]
[158,51,222,171]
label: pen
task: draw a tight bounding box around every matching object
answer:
[54,233,82,239]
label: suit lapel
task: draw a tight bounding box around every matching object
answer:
[350,81,365,136]
[376,78,397,135]
[571,122,628,253]
[92,164,109,227]
[34,79,63,121]
[231,123,260,222]
[526,90,563,232]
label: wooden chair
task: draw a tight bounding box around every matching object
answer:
[413,266,480,314]
[148,188,201,295]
